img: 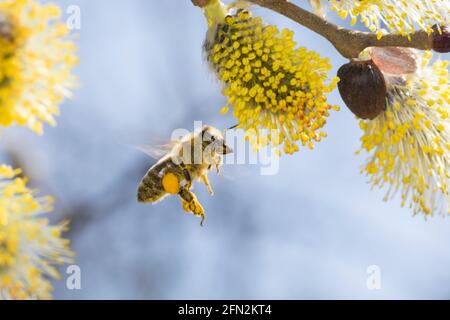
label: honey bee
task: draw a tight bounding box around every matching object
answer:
[137,125,233,225]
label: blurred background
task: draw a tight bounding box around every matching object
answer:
[2,0,450,299]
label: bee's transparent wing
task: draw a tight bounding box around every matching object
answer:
[133,142,177,160]
[117,128,181,160]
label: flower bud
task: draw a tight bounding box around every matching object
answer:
[432,25,450,53]
[337,60,387,120]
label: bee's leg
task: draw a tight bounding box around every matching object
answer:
[201,173,214,196]
[213,155,222,174]
[174,156,193,188]
[179,187,205,226]
[182,168,193,189]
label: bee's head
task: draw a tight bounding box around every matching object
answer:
[201,125,232,155]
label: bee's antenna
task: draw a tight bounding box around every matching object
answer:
[226,124,239,131]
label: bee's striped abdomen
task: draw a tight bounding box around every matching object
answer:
[137,161,167,203]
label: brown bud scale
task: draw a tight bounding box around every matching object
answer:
[337,60,387,120]
[432,24,450,53]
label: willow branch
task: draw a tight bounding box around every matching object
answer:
[192,0,432,59]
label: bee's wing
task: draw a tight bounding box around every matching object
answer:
[117,128,181,160]
[134,143,177,160]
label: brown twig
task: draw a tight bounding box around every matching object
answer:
[192,0,432,59]
[191,0,211,7]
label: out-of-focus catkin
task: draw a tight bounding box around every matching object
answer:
[0,165,73,300]
[0,0,77,135]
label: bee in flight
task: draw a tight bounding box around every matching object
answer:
[137,125,233,226]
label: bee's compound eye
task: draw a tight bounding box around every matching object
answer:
[162,173,180,195]
[202,129,212,141]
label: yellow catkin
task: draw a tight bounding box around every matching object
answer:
[203,2,338,154]
[0,0,77,135]
[358,52,450,216]
[330,0,450,36]
[0,165,73,300]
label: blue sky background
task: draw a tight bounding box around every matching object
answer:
[3,0,450,299]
